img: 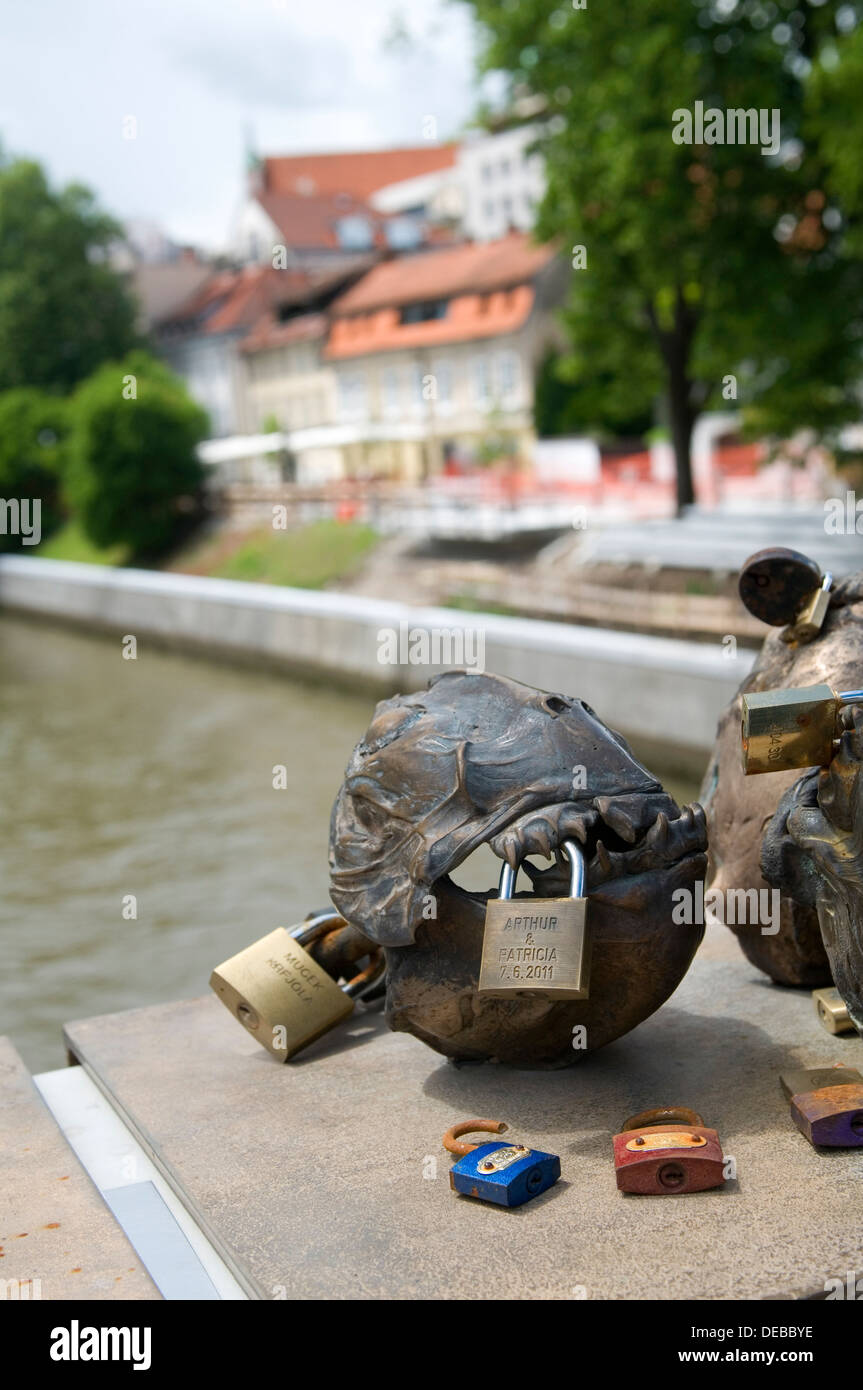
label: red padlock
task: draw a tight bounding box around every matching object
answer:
[613,1107,726,1195]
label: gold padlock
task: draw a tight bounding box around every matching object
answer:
[813,986,856,1036]
[741,683,863,775]
[210,910,384,1060]
[478,840,590,999]
[786,572,833,644]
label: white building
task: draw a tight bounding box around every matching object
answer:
[456,125,546,243]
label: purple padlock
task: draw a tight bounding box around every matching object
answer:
[781,1066,863,1147]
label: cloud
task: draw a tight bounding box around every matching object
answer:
[169,18,357,109]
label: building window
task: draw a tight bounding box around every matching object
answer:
[481,162,493,183]
[338,373,367,420]
[500,158,511,177]
[497,351,520,402]
[385,217,422,251]
[432,360,453,411]
[382,367,401,416]
[410,365,427,413]
[483,199,495,222]
[473,354,492,407]
[399,299,449,325]
[336,216,374,250]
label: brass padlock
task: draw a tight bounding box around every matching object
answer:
[478,840,590,999]
[210,909,384,1060]
[813,987,856,1036]
[791,572,833,643]
[741,683,863,774]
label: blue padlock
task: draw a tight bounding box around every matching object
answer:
[443,1119,561,1208]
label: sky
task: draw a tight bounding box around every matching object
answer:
[0,0,481,251]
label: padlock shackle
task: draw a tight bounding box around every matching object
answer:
[292,910,385,997]
[839,689,863,705]
[498,838,585,901]
[442,1119,508,1156]
[622,1106,703,1132]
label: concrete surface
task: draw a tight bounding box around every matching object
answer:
[63,925,863,1301]
[580,505,863,578]
[0,1038,159,1301]
[0,556,753,757]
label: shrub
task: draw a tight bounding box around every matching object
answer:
[67,352,209,558]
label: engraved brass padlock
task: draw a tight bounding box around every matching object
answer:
[612,1107,726,1195]
[780,1066,863,1147]
[443,1120,561,1207]
[478,840,590,999]
[741,683,863,775]
[812,986,856,1036]
[210,909,384,1060]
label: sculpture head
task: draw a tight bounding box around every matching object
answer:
[329,672,707,1065]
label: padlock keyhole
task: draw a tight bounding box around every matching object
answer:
[237,1003,260,1030]
[657,1162,686,1190]
[525,1167,543,1193]
[850,1113,863,1137]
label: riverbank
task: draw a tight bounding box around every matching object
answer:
[0,555,753,770]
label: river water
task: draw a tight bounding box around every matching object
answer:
[0,614,700,1072]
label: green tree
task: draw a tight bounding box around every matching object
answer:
[461,0,863,510]
[67,353,208,558]
[0,389,69,551]
[0,157,139,393]
[534,348,654,439]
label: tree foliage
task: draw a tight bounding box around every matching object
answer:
[0,389,69,551]
[66,353,209,558]
[460,0,863,507]
[0,158,139,393]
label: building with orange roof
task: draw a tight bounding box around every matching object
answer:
[157,260,370,438]
[233,143,462,268]
[319,232,567,480]
[228,232,567,484]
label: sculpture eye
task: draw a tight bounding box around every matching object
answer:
[543,696,569,716]
[354,796,386,830]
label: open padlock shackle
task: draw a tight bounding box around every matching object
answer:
[442,1119,509,1156]
[498,838,585,901]
[292,909,385,998]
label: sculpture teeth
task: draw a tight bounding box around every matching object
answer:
[594,796,638,844]
[566,810,598,845]
[595,839,611,874]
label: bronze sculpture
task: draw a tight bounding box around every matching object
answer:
[329,670,707,1066]
[701,557,863,1035]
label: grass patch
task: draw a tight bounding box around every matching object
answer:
[36,520,129,566]
[444,591,522,617]
[193,519,379,590]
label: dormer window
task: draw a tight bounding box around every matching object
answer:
[399,299,449,325]
[336,215,374,250]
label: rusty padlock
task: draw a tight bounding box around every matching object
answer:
[612,1107,726,1195]
[780,1066,863,1147]
[738,547,833,643]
